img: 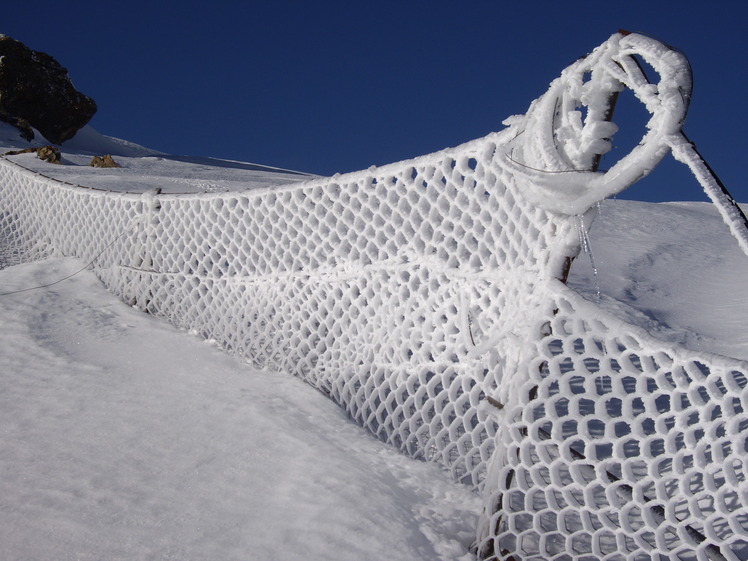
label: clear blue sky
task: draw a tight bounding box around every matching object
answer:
[4,0,748,203]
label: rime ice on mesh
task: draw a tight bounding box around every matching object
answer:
[1,131,572,486]
[477,281,748,560]
[1,32,746,560]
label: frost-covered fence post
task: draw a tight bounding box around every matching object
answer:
[668,132,748,257]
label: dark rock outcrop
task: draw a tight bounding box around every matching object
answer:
[0,35,97,144]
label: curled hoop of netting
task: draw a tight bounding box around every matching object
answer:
[503,32,692,215]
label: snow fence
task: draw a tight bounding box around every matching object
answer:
[2,32,747,561]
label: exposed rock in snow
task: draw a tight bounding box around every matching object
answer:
[4,144,61,163]
[89,154,120,168]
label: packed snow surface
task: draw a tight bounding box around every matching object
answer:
[0,258,480,561]
[569,199,748,361]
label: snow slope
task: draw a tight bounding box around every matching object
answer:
[1,123,747,560]
[0,258,480,561]
[0,123,313,194]
[569,199,748,361]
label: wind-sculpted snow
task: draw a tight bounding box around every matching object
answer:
[1,32,747,560]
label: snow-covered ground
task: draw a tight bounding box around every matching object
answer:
[1,123,747,560]
[568,198,748,361]
[0,124,314,194]
[0,258,480,561]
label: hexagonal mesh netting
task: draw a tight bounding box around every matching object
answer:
[476,282,748,560]
[2,33,747,560]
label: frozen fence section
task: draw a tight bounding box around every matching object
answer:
[1,32,748,560]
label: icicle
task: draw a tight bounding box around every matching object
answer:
[575,215,600,301]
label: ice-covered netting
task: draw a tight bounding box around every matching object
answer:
[476,281,748,561]
[2,32,747,560]
[0,132,576,485]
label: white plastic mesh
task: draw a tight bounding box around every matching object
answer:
[1,32,746,560]
[476,281,748,560]
[0,134,576,485]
